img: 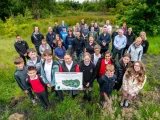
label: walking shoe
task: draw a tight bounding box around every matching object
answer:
[120,102,124,107]
[32,99,37,106]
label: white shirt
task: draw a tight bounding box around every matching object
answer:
[93,53,101,65]
[44,60,53,83]
[105,25,112,33]
[65,61,73,71]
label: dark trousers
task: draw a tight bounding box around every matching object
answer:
[100,49,108,56]
[27,88,34,100]
[123,45,129,55]
[35,46,41,56]
[35,90,50,108]
[51,87,64,101]
[112,48,124,60]
[20,55,29,65]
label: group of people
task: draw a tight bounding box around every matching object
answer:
[14,19,149,109]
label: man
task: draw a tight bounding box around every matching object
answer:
[14,35,29,65]
[46,26,56,51]
[113,29,127,60]
[111,26,119,52]
[72,31,85,63]
[88,27,98,41]
[98,27,111,55]
[59,20,68,32]
[124,27,135,54]
[31,26,44,56]
[60,27,68,48]
[53,22,60,34]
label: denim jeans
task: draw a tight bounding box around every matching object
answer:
[112,48,124,60]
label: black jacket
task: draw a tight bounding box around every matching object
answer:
[79,61,96,86]
[46,32,56,47]
[141,40,149,54]
[31,32,44,47]
[98,33,111,50]
[53,26,60,34]
[72,37,85,53]
[14,40,29,56]
[99,74,117,95]
[126,32,135,47]
[60,61,79,72]
[111,31,118,43]
[14,66,31,91]
[114,59,132,90]
[85,42,96,55]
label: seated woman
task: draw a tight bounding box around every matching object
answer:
[54,40,66,64]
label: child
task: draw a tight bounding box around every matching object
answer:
[79,52,96,101]
[98,64,117,108]
[95,51,115,80]
[41,49,64,102]
[59,52,80,98]
[39,39,51,56]
[120,61,146,107]
[114,53,132,91]
[91,44,102,66]
[27,66,50,109]
[27,48,41,76]
[14,57,36,105]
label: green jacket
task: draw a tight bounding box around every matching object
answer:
[88,31,98,41]
[40,60,59,87]
[14,66,31,91]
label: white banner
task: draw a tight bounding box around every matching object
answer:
[55,72,83,90]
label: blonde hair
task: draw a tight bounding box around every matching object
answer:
[94,44,101,50]
[83,52,91,58]
[136,37,142,43]
[140,31,147,40]
[106,64,115,71]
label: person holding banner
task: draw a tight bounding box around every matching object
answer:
[59,53,80,98]
[80,52,96,102]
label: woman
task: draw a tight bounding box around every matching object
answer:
[140,31,149,54]
[66,29,75,53]
[127,37,143,62]
[59,53,80,98]
[53,34,64,49]
[85,36,96,55]
[120,61,146,107]
[114,53,132,91]
[54,40,66,64]
[95,51,115,80]
[122,22,127,35]
[75,23,81,32]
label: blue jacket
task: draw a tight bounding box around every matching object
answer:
[40,60,59,87]
[59,24,68,32]
[46,32,56,47]
[99,74,117,95]
[98,33,111,50]
[60,31,68,45]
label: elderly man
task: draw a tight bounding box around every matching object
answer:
[97,27,111,55]
[112,29,127,60]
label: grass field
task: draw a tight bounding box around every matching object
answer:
[0,15,160,119]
